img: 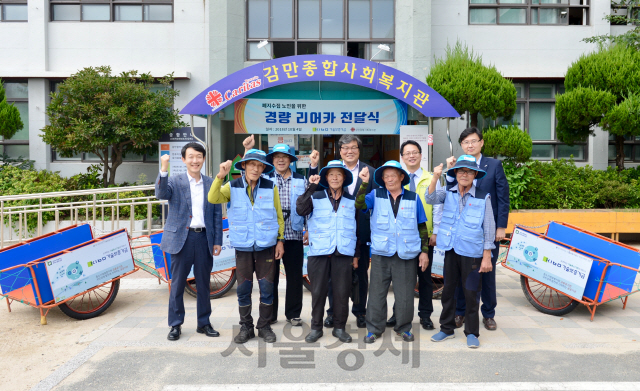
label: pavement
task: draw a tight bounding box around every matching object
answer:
[3,264,640,391]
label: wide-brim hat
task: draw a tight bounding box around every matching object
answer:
[267,143,298,163]
[235,149,274,174]
[319,160,353,189]
[446,155,486,180]
[374,160,411,188]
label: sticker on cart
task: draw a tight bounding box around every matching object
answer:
[432,247,446,276]
[507,228,593,299]
[45,231,134,303]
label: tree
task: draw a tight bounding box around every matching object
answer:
[555,44,640,170]
[482,124,532,163]
[42,66,185,186]
[583,1,640,50]
[0,79,24,141]
[426,41,517,128]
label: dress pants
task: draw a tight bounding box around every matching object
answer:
[327,243,369,317]
[168,230,212,328]
[440,250,482,338]
[272,240,304,321]
[308,253,353,331]
[454,243,498,319]
[235,247,277,330]
[392,246,434,320]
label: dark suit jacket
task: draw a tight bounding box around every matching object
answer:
[309,161,379,244]
[446,155,510,229]
[155,172,223,256]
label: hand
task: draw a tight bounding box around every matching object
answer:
[213,245,221,256]
[275,241,285,259]
[353,257,359,269]
[309,150,320,167]
[160,154,170,172]
[217,160,232,179]
[496,227,506,241]
[479,253,493,273]
[242,135,255,153]
[309,174,320,185]
[303,231,309,245]
[429,234,437,247]
[419,252,429,272]
[433,163,444,178]
[359,166,369,183]
[446,156,456,170]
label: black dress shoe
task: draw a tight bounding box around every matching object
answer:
[386,315,397,327]
[420,317,435,330]
[196,324,220,337]
[332,328,352,343]
[324,315,334,328]
[356,315,366,328]
[234,325,255,344]
[167,326,181,341]
[305,329,323,343]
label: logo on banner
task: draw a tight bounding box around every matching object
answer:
[428,134,434,145]
[206,76,262,110]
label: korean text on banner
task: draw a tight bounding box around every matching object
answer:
[506,228,593,299]
[45,231,134,303]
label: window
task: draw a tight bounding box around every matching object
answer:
[469,0,590,26]
[477,80,586,161]
[608,136,640,163]
[0,81,29,159]
[1,1,28,21]
[246,0,395,60]
[50,1,172,22]
[610,3,640,25]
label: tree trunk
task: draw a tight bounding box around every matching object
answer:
[615,135,626,171]
[470,112,479,128]
[108,146,124,186]
[101,148,109,187]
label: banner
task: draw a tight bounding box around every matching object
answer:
[159,127,206,177]
[235,99,407,135]
[399,125,429,170]
[506,228,593,299]
[45,231,134,303]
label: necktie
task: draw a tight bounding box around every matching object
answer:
[410,173,416,192]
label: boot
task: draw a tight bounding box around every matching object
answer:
[258,325,277,343]
[239,305,254,329]
[234,325,255,344]
[256,302,273,329]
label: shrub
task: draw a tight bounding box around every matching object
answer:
[482,125,532,163]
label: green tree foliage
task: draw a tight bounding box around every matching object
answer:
[583,1,640,49]
[0,79,24,140]
[556,44,640,170]
[426,41,517,127]
[482,125,532,163]
[42,66,186,187]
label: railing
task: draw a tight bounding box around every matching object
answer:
[0,185,168,249]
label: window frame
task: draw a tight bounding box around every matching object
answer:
[49,0,174,23]
[1,1,28,22]
[0,79,29,159]
[608,136,640,163]
[246,0,396,61]
[468,0,590,26]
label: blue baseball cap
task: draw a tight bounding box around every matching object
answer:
[267,144,298,163]
[318,160,353,189]
[374,160,410,188]
[234,149,274,174]
[446,155,486,180]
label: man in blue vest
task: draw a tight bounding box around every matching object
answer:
[296,160,359,344]
[209,149,285,344]
[426,155,496,348]
[354,161,430,343]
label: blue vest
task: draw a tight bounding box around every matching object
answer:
[436,189,488,258]
[307,191,357,257]
[227,177,279,248]
[267,171,305,232]
[370,188,422,260]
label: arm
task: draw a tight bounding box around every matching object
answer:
[425,164,447,205]
[308,150,320,176]
[296,179,319,217]
[213,204,223,246]
[482,195,497,250]
[207,177,231,204]
[355,166,373,211]
[430,180,444,246]
[273,185,285,241]
[495,161,510,236]
[155,171,173,200]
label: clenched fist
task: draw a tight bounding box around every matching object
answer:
[446,156,456,170]
[359,166,369,183]
[217,160,232,179]
[243,135,255,154]
[309,150,319,168]
[434,163,444,178]
[309,175,320,185]
[160,154,170,172]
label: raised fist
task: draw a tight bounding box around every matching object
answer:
[242,135,255,153]
[359,166,369,182]
[309,175,320,185]
[217,160,232,179]
[160,154,170,172]
[309,150,319,167]
[434,163,444,178]
[446,156,456,170]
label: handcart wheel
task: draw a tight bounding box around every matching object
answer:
[303,275,311,291]
[185,269,237,299]
[59,280,120,320]
[521,275,579,316]
[414,275,445,299]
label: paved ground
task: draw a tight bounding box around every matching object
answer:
[2,264,640,391]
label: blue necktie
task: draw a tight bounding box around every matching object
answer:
[410,173,416,192]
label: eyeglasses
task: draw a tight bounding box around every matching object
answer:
[402,151,421,157]
[461,139,481,146]
[456,169,476,177]
[340,146,359,152]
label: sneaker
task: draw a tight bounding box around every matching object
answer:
[287,318,303,327]
[258,326,277,343]
[364,332,381,344]
[467,334,480,349]
[396,331,415,342]
[431,331,455,342]
[234,325,255,344]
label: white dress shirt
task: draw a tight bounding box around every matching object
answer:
[160,171,206,228]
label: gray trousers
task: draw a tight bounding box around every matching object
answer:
[365,253,418,334]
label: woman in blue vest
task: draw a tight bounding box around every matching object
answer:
[353,160,430,344]
[296,160,359,344]
[425,155,495,349]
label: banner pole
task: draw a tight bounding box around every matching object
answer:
[428,117,434,172]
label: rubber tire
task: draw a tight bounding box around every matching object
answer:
[185,269,237,299]
[520,275,579,316]
[303,275,311,292]
[59,280,120,320]
[414,275,444,299]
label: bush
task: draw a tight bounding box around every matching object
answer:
[482,125,532,163]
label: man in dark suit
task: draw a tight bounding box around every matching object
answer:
[155,142,223,341]
[309,134,379,329]
[444,127,509,331]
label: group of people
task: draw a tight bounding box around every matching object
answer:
[155,127,509,349]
